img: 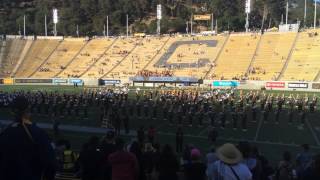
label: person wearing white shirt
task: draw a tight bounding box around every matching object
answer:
[207,143,252,180]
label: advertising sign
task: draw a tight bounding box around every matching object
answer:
[3,78,13,85]
[288,83,308,89]
[53,79,68,85]
[213,81,239,87]
[194,14,212,21]
[15,79,53,84]
[69,79,83,84]
[265,82,285,88]
[102,79,121,85]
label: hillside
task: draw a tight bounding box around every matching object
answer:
[0,0,319,36]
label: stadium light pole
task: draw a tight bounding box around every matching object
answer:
[245,0,251,33]
[314,0,317,29]
[211,13,214,32]
[286,0,289,25]
[190,14,193,35]
[76,25,79,37]
[126,14,129,38]
[23,15,26,37]
[45,14,47,36]
[304,0,307,28]
[107,16,109,38]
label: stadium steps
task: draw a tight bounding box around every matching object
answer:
[140,37,171,72]
[314,70,320,81]
[204,34,230,79]
[246,34,263,74]
[54,40,90,77]
[100,38,144,78]
[11,40,33,77]
[28,40,62,78]
[79,38,118,77]
[0,40,5,68]
[277,32,300,80]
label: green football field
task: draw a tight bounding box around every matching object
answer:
[1,85,320,165]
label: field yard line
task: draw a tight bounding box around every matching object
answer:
[254,117,263,141]
[306,119,320,146]
[2,119,320,149]
[198,127,208,136]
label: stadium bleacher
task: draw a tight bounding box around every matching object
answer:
[0,39,27,78]
[249,32,297,80]
[281,30,320,81]
[1,30,320,81]
[211,33,260,80]
[59,38,116,78]
[15,39,61,78]
[31,38,87,78]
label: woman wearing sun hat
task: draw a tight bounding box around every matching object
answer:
[207,143,252,180]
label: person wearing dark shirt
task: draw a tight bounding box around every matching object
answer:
[78,136,104,180]
[176,127,184,153]
[157,144,179,180]
[184,148,206,180]
[0,96,56,180]
[302,154,320,180]
[109,138,139,180]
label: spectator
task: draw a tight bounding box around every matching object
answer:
[296,144,313,177]
[0,96,56,180]
[78,136,104,180]
[206,148,218,165]
[302,154,320,180]
[142,143,156,180]
[109,138,139,180]
[184,148,206,180]
[157,144,179,180]
[209,143,252,180]
[62,140,77,172]
[176,127,184,153]
[100,130,116,180]
[275,151,296,180]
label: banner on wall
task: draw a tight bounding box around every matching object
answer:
[3,78,13,84]
[288,82,308,89]
[15,79,53,84]
[100,79,121,85]
[213,81,239,87]
[69,79,83,85]
[265,82,285,88]
[53,79,68,85]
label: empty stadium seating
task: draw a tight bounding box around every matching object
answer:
[31,38,86,78]
[0,39,28,78]
[105,36,170,79]
[1,30,320,82]
[82,37,141,79]
[59,38,116,78]
[211,33,260,80]
[281,30,320,81]
[15,39,60,78]
[249,32,297,80]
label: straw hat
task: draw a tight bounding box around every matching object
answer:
[216,143,243,165]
